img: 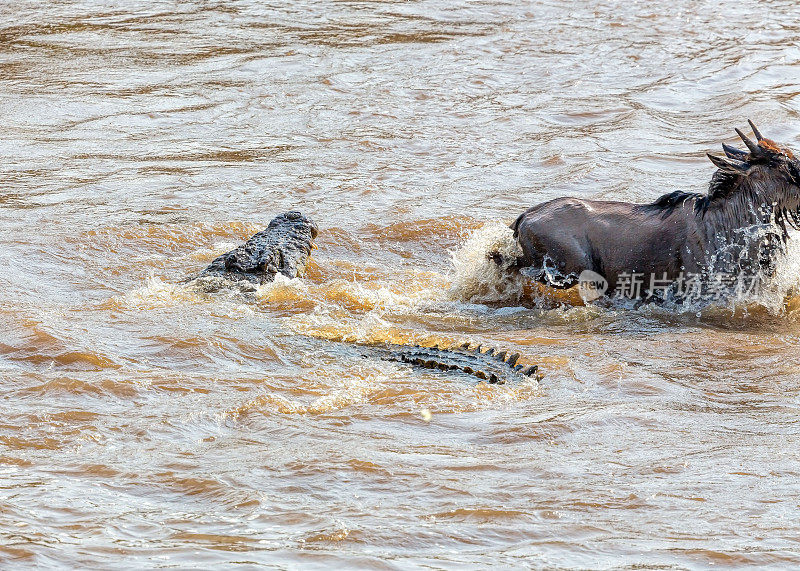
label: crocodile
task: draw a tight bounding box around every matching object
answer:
[381,342,537,384]
[192,210,318,286]
[188,211,538,384]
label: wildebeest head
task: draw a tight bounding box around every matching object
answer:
[706,120,800,227]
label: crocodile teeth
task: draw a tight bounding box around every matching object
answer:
[507,353,520,367]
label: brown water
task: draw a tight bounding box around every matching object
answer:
[3,1,800,567]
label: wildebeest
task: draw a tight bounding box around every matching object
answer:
[510,121,800,300]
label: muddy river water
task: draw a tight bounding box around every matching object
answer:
[2,1,800,567]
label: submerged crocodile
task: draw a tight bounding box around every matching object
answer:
[379,342,537,384]
[188,211,538,384]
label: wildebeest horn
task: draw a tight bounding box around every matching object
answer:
[707,153,749,173]
[747,119,763,141]
[722,143,748,160]
[735,127,762,156]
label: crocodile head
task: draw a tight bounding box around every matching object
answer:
[194,211,318,287]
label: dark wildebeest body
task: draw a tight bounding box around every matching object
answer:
[513,198,691,290]
[512,122,800,296]
[195,211,318,285]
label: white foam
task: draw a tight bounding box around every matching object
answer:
[756,231,800,312]
[115,274,201,308]
[446,221,526,305]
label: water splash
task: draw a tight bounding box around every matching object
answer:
[652,227,800,317]
[750,231,800,313]
[107,274,205,309]
[446,221,526,305]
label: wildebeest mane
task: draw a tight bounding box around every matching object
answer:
[643,166,742,215]
[705,170,741,202]
[643,190,701,216]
